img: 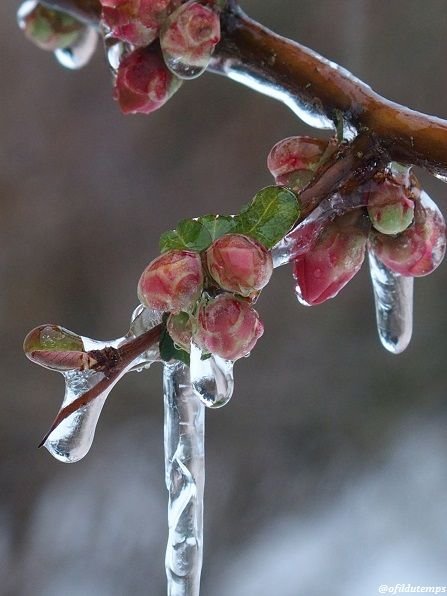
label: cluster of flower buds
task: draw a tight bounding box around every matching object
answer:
[268,136,446,305]
[137,232,271,361]
[102,0,222,113]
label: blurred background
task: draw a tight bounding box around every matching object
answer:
[2,1,447,594]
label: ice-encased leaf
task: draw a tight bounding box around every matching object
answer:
[234,186,300,249]
[198,214,237,241]
[159,218,212,253]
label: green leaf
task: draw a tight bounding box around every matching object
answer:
[159,325,190,366]
[198,215,237,241]
[234,186,300,248]
[160,218,212,253]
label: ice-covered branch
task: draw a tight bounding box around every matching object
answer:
[39,0,447,177]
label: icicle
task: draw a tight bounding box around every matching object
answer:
[164,361,205,596]
[189,342,234,408]
[45,361,133,462]
[54,26,98,69]
[368,249,413,354]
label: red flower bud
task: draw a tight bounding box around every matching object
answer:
[101,0,175,47]
[138,249,203,313]
[160,1,220,77]
[293,211,368,305]
[167,312,193,351]
[195,294,264,361]
[369,193,446,277]
[206,234,273,297]
[267,136,331,195]
[114,46,182,114]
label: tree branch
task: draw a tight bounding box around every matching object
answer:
[39,0,447,178]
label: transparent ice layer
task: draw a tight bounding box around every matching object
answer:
[368,249,413,354]
[43,306,162,462]
[190,342,234,408]
[164,362,205,596]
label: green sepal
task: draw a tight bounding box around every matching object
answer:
[159,322,190,366]
[234,186,300,248]
[159,218,212,253]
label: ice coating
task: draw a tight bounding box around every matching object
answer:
[160,0,221,80]
[368,249,413,354]
[42,306,163,462]
[54,25,98,69]
[271,189,367,268]
[164,361,205,596]
[189,342,234,408]
[45,361,133,463]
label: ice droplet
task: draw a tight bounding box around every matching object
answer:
[102,27,134,75]
[45,363,132,463]
[162,52,206,80]
[54,26,98,69]
[190,342,234,408]
[368,248,413,354]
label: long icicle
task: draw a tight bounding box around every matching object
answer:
[163,361,205,596]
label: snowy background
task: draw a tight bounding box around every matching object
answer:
[1,1,447,594]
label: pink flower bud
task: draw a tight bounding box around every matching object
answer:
[267,136,332,195]
[138,249,203,313]
[206,234,273,297]
[195,294,264,361]
[17,2,85,51]
[160,1,220,76]
[114,46,182,114]
[293,211,368,305]
[366,170,417,235]
[101,0,175,47]
[369,193,446,277]
[167,312,193,351]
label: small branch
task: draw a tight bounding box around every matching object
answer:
[38,322,163,447]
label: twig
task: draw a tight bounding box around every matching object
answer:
[38,322,163,447]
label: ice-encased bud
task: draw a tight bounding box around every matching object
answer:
[293,210,368,305]
[17,1,85,51]
[54,26,98,70]
[23,324,95,371]
[366,168,417,235]
[101,0,175,47]
[167,312,193,351]
[138,249,203,313]
[114,46,183,114]
[194,294,264,361]
[206,233,273,297]
[160,0,220,79]
[267,136,332,197]
[369,191,446,277]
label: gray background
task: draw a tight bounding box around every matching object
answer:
[1,1,447,594]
